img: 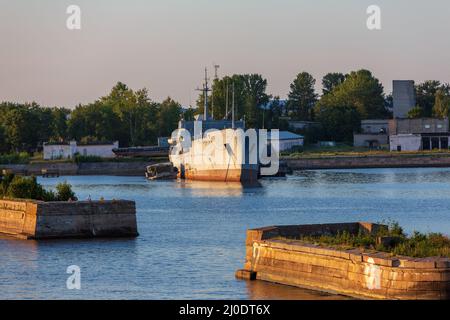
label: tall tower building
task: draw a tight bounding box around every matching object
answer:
[393,80,416,119]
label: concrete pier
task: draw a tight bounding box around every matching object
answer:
[236,222,450,300]
[0,199,138,239]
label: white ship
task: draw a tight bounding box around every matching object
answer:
[169,69,259,183]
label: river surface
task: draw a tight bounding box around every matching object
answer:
[1,167,450,299]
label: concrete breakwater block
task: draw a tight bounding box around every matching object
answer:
[0,199,138,239]
[236,222,450,300]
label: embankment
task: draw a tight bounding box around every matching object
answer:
[0,161,152,176]
[0,199,138,239]
[284,153,450,170]
[236,222,450,300]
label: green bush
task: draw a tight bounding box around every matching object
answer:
[55,181,76,201]
[0,174,76,202]
[74,154,103,163]
[0,152,30,164]
[4,176,53,201]
[281,222,449,258]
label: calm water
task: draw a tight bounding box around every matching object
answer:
[1,167,450,299]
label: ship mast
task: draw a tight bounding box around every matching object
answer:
[232,82,235,129]
[197,68,211,121]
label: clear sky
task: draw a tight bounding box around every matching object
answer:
[1,0,449,108]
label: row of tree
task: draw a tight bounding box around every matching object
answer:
[199,69,391,141]
[0,82,186,153]
[407,81,450,119]
[1,71,449,153]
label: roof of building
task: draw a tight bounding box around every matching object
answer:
[269,131,304,140]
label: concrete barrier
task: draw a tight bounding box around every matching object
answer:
[284,154,450,170]
[0,161,154,176]
[0,199,138,239]
[236,222,450,300]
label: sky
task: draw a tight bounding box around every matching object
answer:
[1,0,449,108]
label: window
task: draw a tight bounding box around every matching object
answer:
[425,125,431,129]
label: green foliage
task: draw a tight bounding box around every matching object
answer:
[2,176,54,201]
[284,222,449,258]
[322,69,387,119]
[0,102,68,153]
[0,152,30,164]
[314,102,361,142]
[391,232,450,258]
[55,181,76,201]
[432,89,450,119]
[407,105,425,119]
[0,174,76,202]
[74,154,104,163]
[158,97,182,137]
[322,72,346,95]
[415,81,449,117]
[287,72,318,121]
[196,74,270,128]
[312,69,388,142]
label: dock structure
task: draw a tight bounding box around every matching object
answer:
[0,199,138,239]
[236,222,450,300]
[41,168,60,178]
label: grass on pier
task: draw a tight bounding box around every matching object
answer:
[276,222,450,258]
[282,145,450,159]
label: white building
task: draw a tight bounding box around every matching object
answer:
[269,131,304,152]
[43,141,119,160]
[389,134,422,152]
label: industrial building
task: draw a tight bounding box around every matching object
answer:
[389,118,449,151]
[353,119,389,148]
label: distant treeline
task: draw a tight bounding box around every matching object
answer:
[1,70,449,154]
[0,82,187,153]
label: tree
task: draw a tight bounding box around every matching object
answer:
[68,102,123,143]
[322,73,346,95]
[241,74,270,128]
[416,81,442,117]
[407,105,425,119]
[101,82,141,146]
[1,106,38,152]
[314,94,361,142]
[51,108,71,142]
[325,69,387,119]
[433,89,450,119]
[196,74,269,128]
[158,97,182,137]
[0,125,5,153]
[287,72,318,121]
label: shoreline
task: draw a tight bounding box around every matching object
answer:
[283,153,450,170]
[3,153,450,176]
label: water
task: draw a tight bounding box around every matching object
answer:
[1,167,450,299]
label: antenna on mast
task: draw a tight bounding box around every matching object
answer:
[211,64,220,120]
[232,82,235,129]
[195,68,211,121]
[213,64,220,79]
[225,79,229,120]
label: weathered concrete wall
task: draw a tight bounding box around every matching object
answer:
[236,223,450,300]
[0,199,138,239]
[0,161,153,176]
[284,154,450,170]
[389,118,449,135]
[353,134,388,147]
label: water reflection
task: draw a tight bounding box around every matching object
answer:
[176,180,263,197]
[1,168,450,299]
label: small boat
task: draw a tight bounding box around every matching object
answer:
[145,163,178,180]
